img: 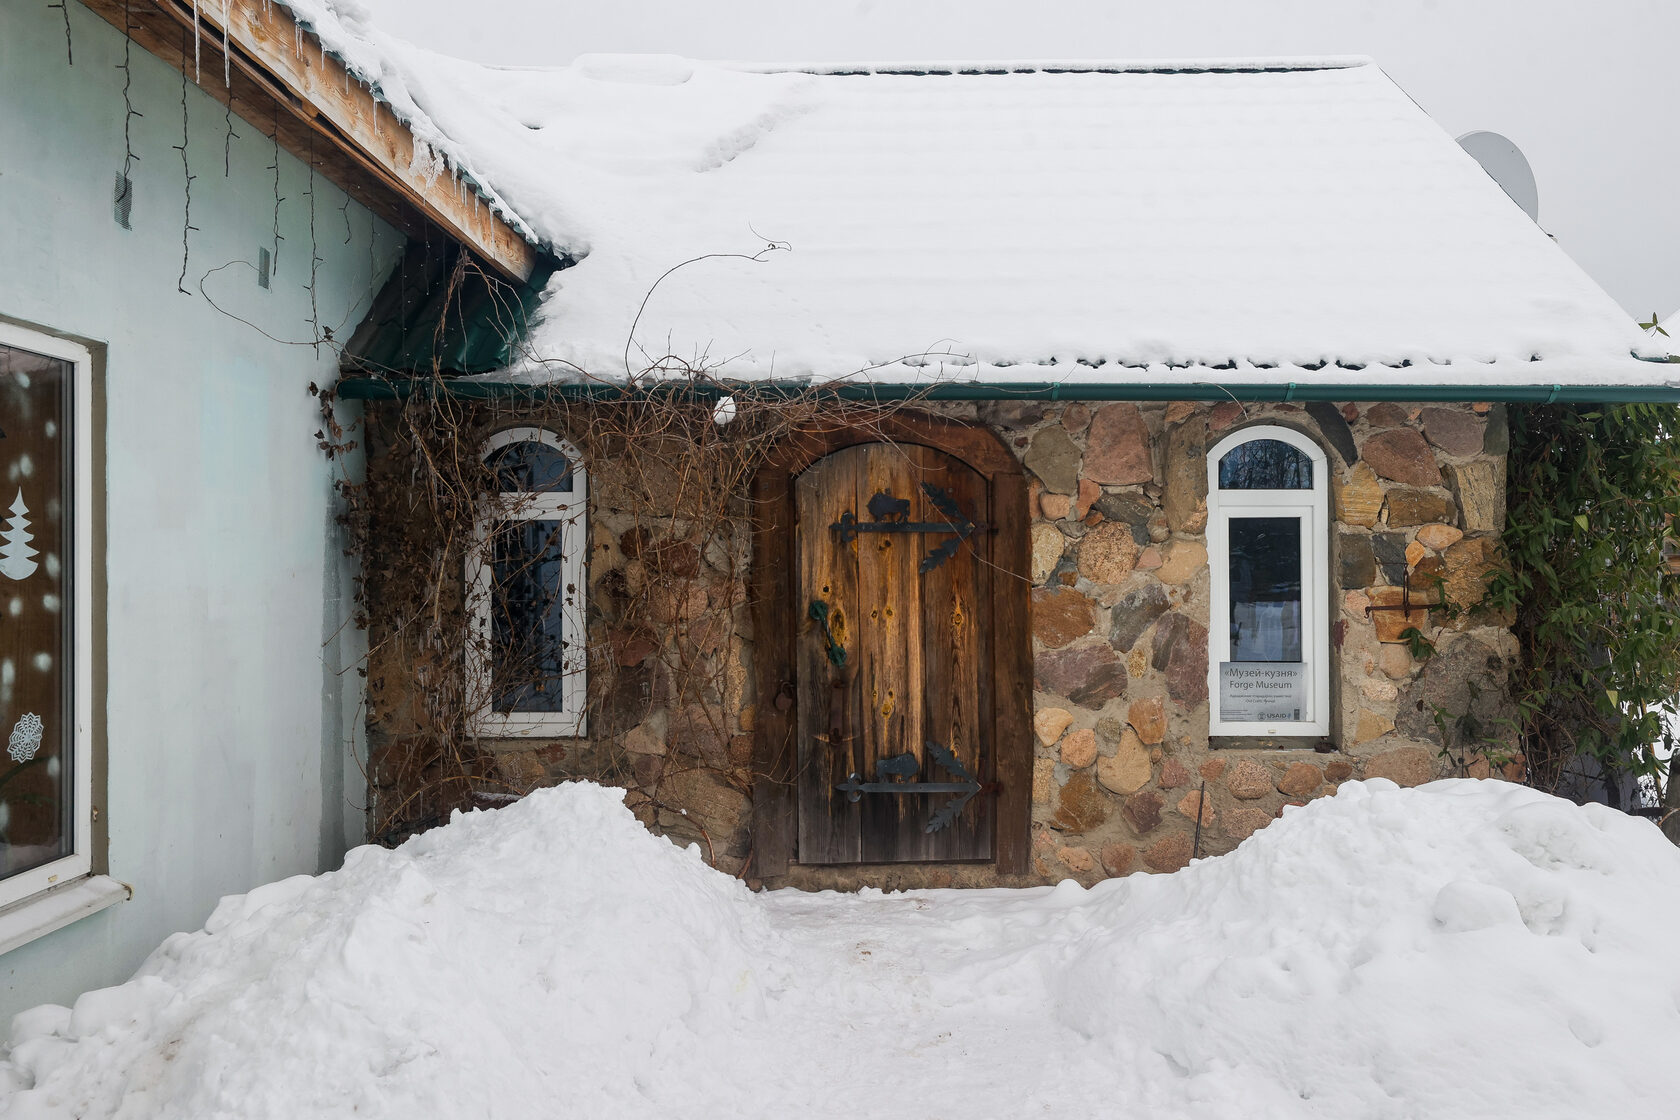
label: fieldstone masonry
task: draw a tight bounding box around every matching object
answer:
[366,397,1519,890]
[995,398,1517,884]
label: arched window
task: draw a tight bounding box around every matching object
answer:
[467,428,587,737]
[1206,426,1330,737]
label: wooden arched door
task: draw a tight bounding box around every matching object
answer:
[751,414,1031,875]
[795,442,993,863]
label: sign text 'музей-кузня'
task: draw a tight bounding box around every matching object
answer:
[1219,662,1308,723]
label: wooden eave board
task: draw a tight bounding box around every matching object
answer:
[79,0,537,284]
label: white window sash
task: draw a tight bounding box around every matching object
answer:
[1205,427,1330,737]
[0,323,94,911]
[466,429,587,738]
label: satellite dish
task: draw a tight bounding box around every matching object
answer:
[1457,130,1539,222]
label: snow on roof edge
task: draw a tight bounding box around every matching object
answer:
[271,1,542,251]
[484,353,1680,396]
[719,54,1375,76]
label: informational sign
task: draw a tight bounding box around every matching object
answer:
[1219,662,1308,723]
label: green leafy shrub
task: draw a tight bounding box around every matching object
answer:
[1491,403,1680,799]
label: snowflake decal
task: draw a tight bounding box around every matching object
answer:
[7,713,43,763]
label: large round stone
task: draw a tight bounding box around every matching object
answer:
[1032,587,1097,648]
[1051,772,1111,832]
[1362,429,1443,486]
[1122,790,1164,835]
[1127,696,1167,744]
[1420,407,1487,458]
[1276,762,1323,796]
[1155,541,1207,586]
[1108,583,1170,652]
[1084,403,1154,485]
[1098,730,1152,794]
[1144,832,1194,873]
[1024,424,1082,494]
[1036,643,1129,707]
[1076,522,1138,586]
[1033,707,1074,747]
[1384,488,1457,527]
[1224,759,1274,800]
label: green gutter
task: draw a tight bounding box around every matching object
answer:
[334,378,1680,405]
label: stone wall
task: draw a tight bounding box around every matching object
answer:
[986,398,1518,885]
[362,397,1519,888]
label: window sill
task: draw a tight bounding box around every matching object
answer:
[0,875,130,957]
[1210,736,1337,752]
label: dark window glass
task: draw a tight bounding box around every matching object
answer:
[1219,439,1312,490]
[485,439,572,493]
[0,345,71,883]
[490,520,570,713]
[1229,516,1302,662]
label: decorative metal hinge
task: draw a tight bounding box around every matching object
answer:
[831,484,986,573]
[837,739,988,834]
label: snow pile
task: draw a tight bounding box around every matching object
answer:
[0,785,779,1118]
[5,779,1680,1118]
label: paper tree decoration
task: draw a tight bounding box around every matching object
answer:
[0,490,38,581]
[7,713,42,763]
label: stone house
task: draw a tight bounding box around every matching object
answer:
[327,50,1679,888]
[24,0,1672,1035]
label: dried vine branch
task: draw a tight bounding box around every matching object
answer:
[320,255,949,860]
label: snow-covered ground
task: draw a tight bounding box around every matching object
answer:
[3,779,1678,1119]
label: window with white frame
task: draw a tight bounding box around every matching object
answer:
[0,324,93,911]
[1206,426,1330,737]
[467,428,587,737]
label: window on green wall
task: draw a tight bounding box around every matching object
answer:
[0,324,93,914]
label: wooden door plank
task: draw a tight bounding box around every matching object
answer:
[795,449,863,863]
[989,470,1034,875]
[749,469,796,876]
[852,444,927,861]
[919,449,995,861]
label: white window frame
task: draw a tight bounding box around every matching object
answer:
[0,322,95,911]
[467,427,588,738]
[1205,425,1331,737]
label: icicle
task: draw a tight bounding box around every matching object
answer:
[193,0,201,82]
[222,3,230,88]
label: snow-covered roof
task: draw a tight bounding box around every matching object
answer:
[273,12,1671,391]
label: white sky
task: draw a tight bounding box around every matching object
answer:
[356,0,1680,321]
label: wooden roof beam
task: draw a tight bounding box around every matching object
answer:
[80,0,539,284]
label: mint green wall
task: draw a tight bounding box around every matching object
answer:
[0,2,399,1017]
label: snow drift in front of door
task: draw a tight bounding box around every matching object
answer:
[3,779,1678,1118]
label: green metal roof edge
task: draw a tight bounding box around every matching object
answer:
[333,378,1680,405]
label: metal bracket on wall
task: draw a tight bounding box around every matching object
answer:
[1364,563,1438,616]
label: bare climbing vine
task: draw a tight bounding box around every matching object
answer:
[315,253,958,867]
